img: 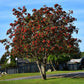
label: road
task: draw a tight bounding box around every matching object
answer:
[1,72,84,81]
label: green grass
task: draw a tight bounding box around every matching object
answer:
[0,72,40,80]
[0,70,84,80]
[0,78,84,84]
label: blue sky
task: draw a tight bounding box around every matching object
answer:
[0,0,84,58]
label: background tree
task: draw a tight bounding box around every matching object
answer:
[69,47,81,59]
[0,51,16,70]
[47,47,81,71]
[47,53,70,71]
[0,4,81,80]
[47,54,57,71]
[81,52,84,58]
[0,51,9,64]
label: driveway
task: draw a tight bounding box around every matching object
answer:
[1,72,84,81]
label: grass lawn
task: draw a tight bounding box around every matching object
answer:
[0,78,84,84]
[0,70,84,80]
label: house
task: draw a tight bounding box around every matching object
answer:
[67,58,84,70]
[67,59,81,64]
[7,58,11,64]
[16,58,31,73]
[6,58,31,74]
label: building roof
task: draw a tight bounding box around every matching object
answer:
[17,58,29,63]
[67,58,82,64]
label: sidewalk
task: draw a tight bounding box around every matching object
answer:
[1,72,84,81]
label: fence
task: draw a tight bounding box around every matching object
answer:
[2,62,81,74]
[5,62,52,74]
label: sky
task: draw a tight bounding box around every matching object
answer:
[0,0,84,58]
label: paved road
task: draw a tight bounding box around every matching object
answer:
[1,72,84,81]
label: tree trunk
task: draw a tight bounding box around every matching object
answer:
[50,60,56,71]
[36,61,46,80]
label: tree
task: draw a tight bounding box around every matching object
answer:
[0,51,16,70]
[47,54,57,71]
[47,53,70,71]
[69,47,81,59]
[0,4,81,80]
[47,47,81,71]
[81,52,84,58]
[0,51,9,64]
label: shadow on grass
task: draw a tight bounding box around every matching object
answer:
[46,77,58,80]
[46,76,84,81]
[70,77,84,80]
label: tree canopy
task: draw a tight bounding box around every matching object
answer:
[0,4,81,80]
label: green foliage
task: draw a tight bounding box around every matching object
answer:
[0,55,7,64]
[1,60,16,69]
[47,54,57,62]
[69,47,81,59]
[57,53,70,63]
[1,56,16,70]
[0,76,84,84]
[47,53,70,64]
[81,52,84,58]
